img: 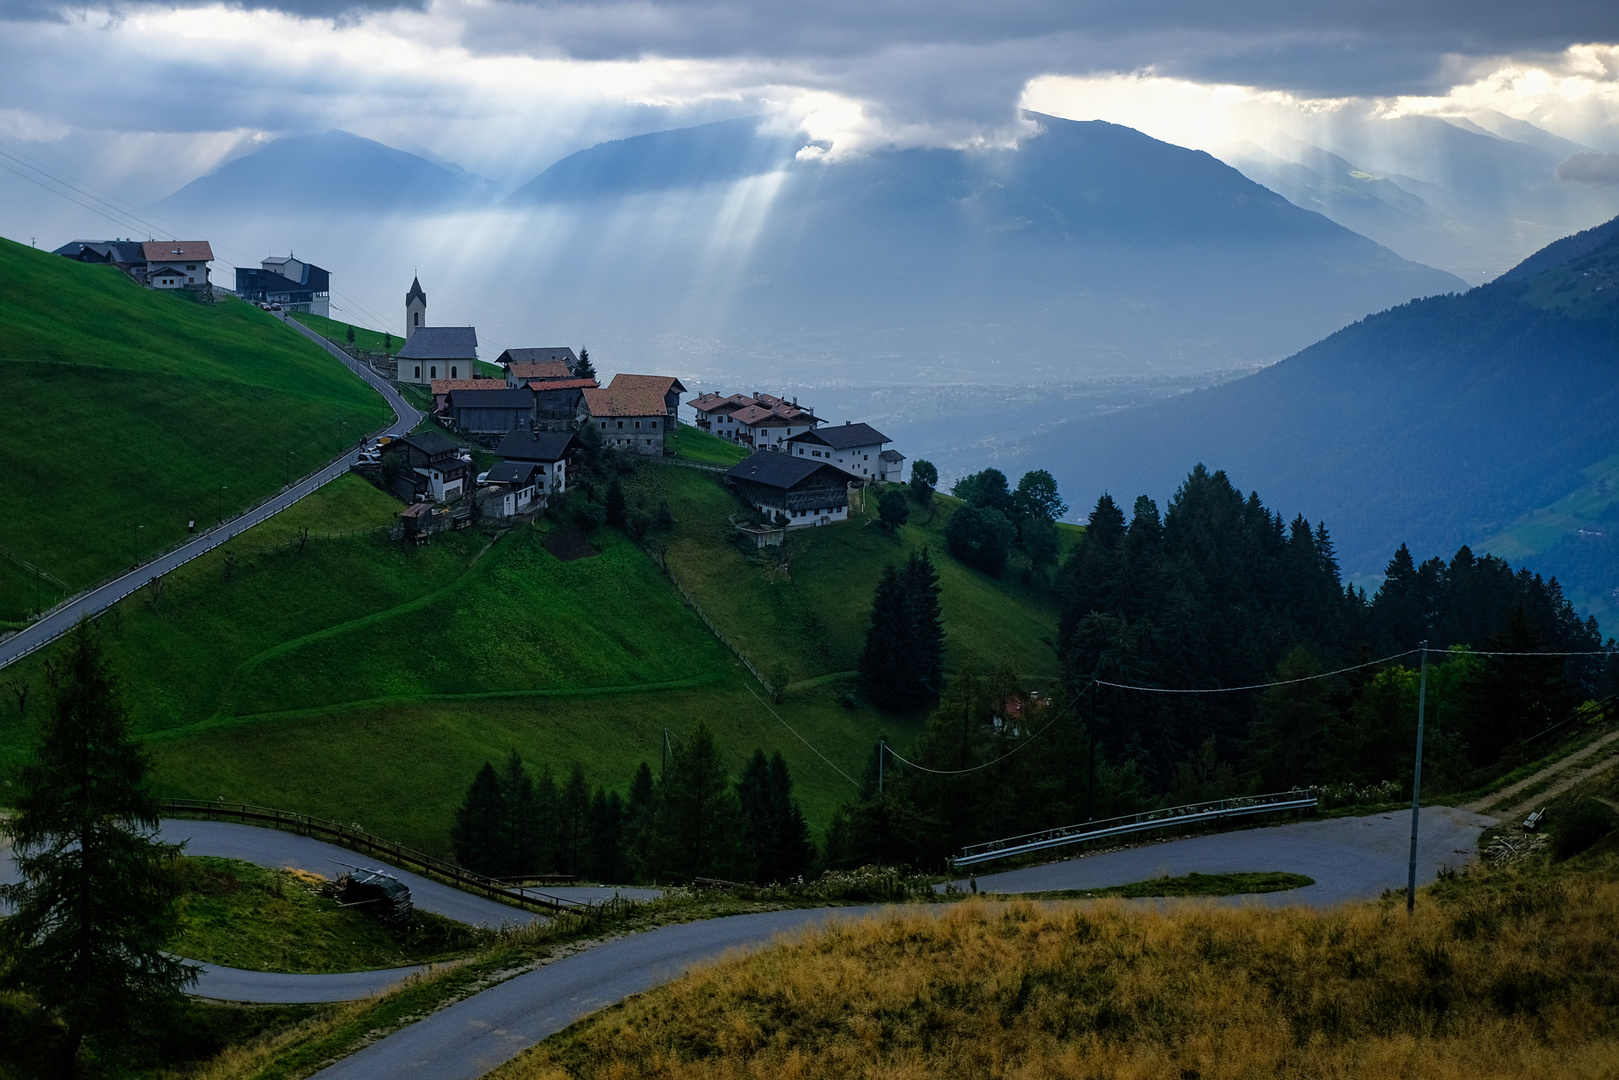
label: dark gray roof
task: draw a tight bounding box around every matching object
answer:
[485,461,539,485]
[399,430,459,457]
[498,347,578,366]
[880,449,905,462]
[788,421,890,451]
[406,275,427,305]
[724,450,859,490]
[447,386,534,409]
[496,430,577,462]
[397,326,478,360]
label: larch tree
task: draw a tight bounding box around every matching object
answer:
[0,619,194,1069]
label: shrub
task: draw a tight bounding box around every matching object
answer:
[1553,798,1619,860]
[945,503,1014,575]
[877,488,909,530]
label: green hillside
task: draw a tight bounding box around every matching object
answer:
[0,433,1071,857]
[0,237,391,620]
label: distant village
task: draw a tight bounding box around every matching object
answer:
[52,237,905,541]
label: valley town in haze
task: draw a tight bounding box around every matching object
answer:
[1,0,1618,1076]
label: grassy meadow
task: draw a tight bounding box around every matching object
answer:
[174,857,480,974]
[0,238,391,618]
[2,421,1075,859]
[498,854,1619,1080]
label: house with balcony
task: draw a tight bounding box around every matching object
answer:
[724,451,859,529]
[786,422,892,482]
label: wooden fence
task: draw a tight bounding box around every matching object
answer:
[160,799,590,915]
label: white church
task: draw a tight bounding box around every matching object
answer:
[395,276,479,385]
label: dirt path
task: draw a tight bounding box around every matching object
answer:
[1467,727,1619,820]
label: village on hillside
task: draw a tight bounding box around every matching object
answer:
[49,238,907,542]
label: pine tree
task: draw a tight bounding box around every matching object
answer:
[450,761,507,876]
[858,564,910,709]
[559,763,591,876]
[736,750,814,884]
[576,347,596,381]
[498,751,542,878]
[586,787,627,883]
[904,549,944,700]
[0,619,194,1068]
[624,761,658,881]
[649,722,746,880]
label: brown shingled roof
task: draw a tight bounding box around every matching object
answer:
[529,378,599,391]
[509,360,573,380]
[430,377,502,395]
[141,240,214,262]
[581,385,672,418]
[609,373,687,396]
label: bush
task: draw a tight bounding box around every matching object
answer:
[877,488,909,530]
[626,509,652,541]
[655,498,674,529]
[1552,798,1619,860]
[573,501,605,533]
[944,503,1014,575]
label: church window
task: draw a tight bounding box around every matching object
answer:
[451,366,458,378]
[414,366,421,379]
[413,312,420,326]
[430,366,437,378]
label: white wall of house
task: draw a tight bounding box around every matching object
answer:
[148,260,209,289]
[417,465,465,502]
[793,442,884,479]
[746,497,849,529]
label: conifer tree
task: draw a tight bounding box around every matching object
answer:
[576,347,596,380]
[559,763,591,876]
[0,619,194,1068]
[649,722,746,880]
[586,787,627,883]
[858,564,911,709]
[624,761,658,881]
[450,761,507,876]
[498,751,542,877]
[904,549,945,700]
[736,750,815,884]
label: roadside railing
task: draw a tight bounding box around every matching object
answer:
[951,788,1320,868]
[160,799,590,915]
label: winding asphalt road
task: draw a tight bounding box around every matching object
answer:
[947,805,1495,905]
[0,314,420,672]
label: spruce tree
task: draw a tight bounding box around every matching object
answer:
[649,723,746,880]
[858,564,910,709]
[0,619,194,1068]
[904,549,945,700]
[559,763,591,876]
[586,787,627,883]
[624,761,658,881]
[498,751,542,878]
[576,347,596,381]
[450,761,507,876]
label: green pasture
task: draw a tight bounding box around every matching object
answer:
[627,463,1065,688]
[0,238,390,611]
[174,857,479,973]
[666,424,750,466]
[290,311,402,356]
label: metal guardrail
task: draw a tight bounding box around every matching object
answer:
[160,799,589,915]
[951,789,1320,868]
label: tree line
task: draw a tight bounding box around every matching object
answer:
[829,464,1616,871]
[450,722,813,886]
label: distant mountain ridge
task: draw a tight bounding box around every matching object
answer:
[154,130,493,213]
[1019,214,1619,625]
[493,112,1464,380]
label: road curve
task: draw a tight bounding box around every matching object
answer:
[0,314,421,672]
[156,819,663,927]
[949,805,1496,906]
[309,906,889,1080]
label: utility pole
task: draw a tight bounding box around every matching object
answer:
[1087,681,1097,821]
[1406,640,1429,915]
[218,483,227,524]
[132,523,143,565]
[878,735,886,795]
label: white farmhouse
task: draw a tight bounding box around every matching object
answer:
[785,421,892,481]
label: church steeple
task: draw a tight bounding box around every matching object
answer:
[405,275,427,340]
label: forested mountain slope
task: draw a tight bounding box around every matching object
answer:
[1026,214,1619,620]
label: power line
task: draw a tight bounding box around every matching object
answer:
[882,683,1092,776]
[745,683,862,789]
[1094,648,1425,694]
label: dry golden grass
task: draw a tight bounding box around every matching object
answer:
[499,865,1619,1080]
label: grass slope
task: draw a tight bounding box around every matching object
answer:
[175,857,479,973]
[0,238,391,617]
[2,438,1071,857]
[499,857,1619,1080]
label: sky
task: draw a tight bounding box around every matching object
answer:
[4,0,1619,202]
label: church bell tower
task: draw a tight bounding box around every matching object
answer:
[405,275,427,341]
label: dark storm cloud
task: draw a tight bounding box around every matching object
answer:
[12,0,1598,98]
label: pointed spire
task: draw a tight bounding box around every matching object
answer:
[406,275,427,305]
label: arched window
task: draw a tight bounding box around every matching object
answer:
[451,366,457,378]
[414,366,421,379]
[413,312,420,326]
[430,366,437,378]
